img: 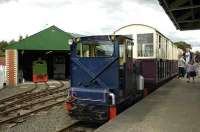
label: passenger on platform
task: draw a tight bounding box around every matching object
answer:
[178,54,186,78]
[186,61,196,82]
[183,48,193,64]
[194,59,200,78]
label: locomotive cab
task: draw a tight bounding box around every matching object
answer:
[66,35,138,122]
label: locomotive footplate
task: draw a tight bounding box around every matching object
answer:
[69,104,109,122]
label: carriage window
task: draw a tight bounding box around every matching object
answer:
[159,35,161,48]
[76,41,114,57]
[119,44,125,65]
[137,33,153,57]
[127,40,132,58]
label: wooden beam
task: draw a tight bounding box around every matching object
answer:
[190,0,195,20]
[176,10,192,21]
[177,19,200,23]
[169,0,189,8]
[162,0,181,29]
[169,4,200,11]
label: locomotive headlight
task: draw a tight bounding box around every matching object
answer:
[68,39,73,45]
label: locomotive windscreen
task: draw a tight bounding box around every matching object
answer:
[76,40,114,57]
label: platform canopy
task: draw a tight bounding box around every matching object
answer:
[6,25,81,51]
[158,0,200,30]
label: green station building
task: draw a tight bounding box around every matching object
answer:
[5,26,81,86]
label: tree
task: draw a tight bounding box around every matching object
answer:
[25,34,29,38]
[0,34,28,56]
[174,41,192,51]
[195,51,200,62]
[19,35,23,41]
[195,51,200,55]
[0,38,16,56]
[9,39,16,44]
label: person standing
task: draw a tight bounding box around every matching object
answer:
[183,48,193,79]
[178,54,186,78]
[183,48,193,64]
[186,61,196,82]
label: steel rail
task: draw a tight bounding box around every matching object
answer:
[0,99,65,125]
[0,81,66,110]
[0,87,68,110]
[0,80,64,104]
[0,93,67,115]
[0,83,38,104]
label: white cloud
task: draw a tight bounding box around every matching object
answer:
[0,0,200,51]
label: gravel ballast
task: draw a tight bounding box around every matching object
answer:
[0,105,77,132]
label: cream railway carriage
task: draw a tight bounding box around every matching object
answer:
[114,24,180,89]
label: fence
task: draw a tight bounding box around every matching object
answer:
[0,65,6,88]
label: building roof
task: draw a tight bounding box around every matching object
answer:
[6,25,82,50]
[0,57,5,65]
[158,0,200,30]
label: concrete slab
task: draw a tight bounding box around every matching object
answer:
[95,78,200,132]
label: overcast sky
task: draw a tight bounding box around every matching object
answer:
[0,0,200,51]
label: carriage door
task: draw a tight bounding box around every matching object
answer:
[124,39,136,96]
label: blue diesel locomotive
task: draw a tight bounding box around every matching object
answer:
[66,35,143,122]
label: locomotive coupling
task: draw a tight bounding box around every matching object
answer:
[65,93,77,112]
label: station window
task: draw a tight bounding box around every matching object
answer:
[76,41,114,57]
[137,33,153,57]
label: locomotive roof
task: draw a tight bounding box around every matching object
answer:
[77,35,133,41]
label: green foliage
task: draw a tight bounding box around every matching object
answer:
[0,35,25,56]
[195,51,200,55]
[19,35,23,41]
[0,40,8,56]
[174,41,192,51]
[0,36,21,56]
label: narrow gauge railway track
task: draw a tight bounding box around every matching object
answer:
[0,83,38,105]
[57,121,102,132]
[0,86,67,111]
[0,91,66,115]
[0,99,66,125]
[0,81,69,126]
[0,81,65,110]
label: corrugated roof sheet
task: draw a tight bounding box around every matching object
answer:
[6,25,81,50]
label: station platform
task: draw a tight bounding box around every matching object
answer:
[95,78,200,132]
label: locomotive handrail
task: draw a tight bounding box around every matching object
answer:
[109,92,115,105]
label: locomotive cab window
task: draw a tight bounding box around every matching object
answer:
[119,38,133,65]
[137,33,153,57]
[119,37,126,65]
[76,41,114,57]
[127,40,133,58]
